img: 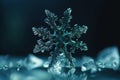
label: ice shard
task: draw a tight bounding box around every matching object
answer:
[23,54,43,70]
[96,46,120,70]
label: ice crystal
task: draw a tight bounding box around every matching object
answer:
[33,8,87,66]
[32,8,88,76]
[23,54,43,70]
[80,56,97,73]
[96,46,120,70]
[0,46,119,80]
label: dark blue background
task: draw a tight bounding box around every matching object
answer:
[0,0,119,57]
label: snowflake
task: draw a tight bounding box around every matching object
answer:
[32,8,88,69]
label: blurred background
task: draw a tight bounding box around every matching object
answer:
[0,0,120,57]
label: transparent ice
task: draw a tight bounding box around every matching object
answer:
[96,46,120,70]
[0,46,120,80]
[0,54,43,71]
[80,56,97,73]
[23,54,43,70]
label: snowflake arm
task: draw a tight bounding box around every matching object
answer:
[44,9,58,30]
[59,8,72,30]
[32,8,88,70]
[71,24,88,38]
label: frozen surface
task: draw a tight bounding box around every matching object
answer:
[0,46,120,80]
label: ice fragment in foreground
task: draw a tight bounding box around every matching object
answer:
[24,54,43,70]
[80,56,97,73]
[96,46,119,70]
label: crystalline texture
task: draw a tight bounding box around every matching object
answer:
[32,8,88,75]
[96,46,120,70]
[23,54,43,70]
[80,56,97,73]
